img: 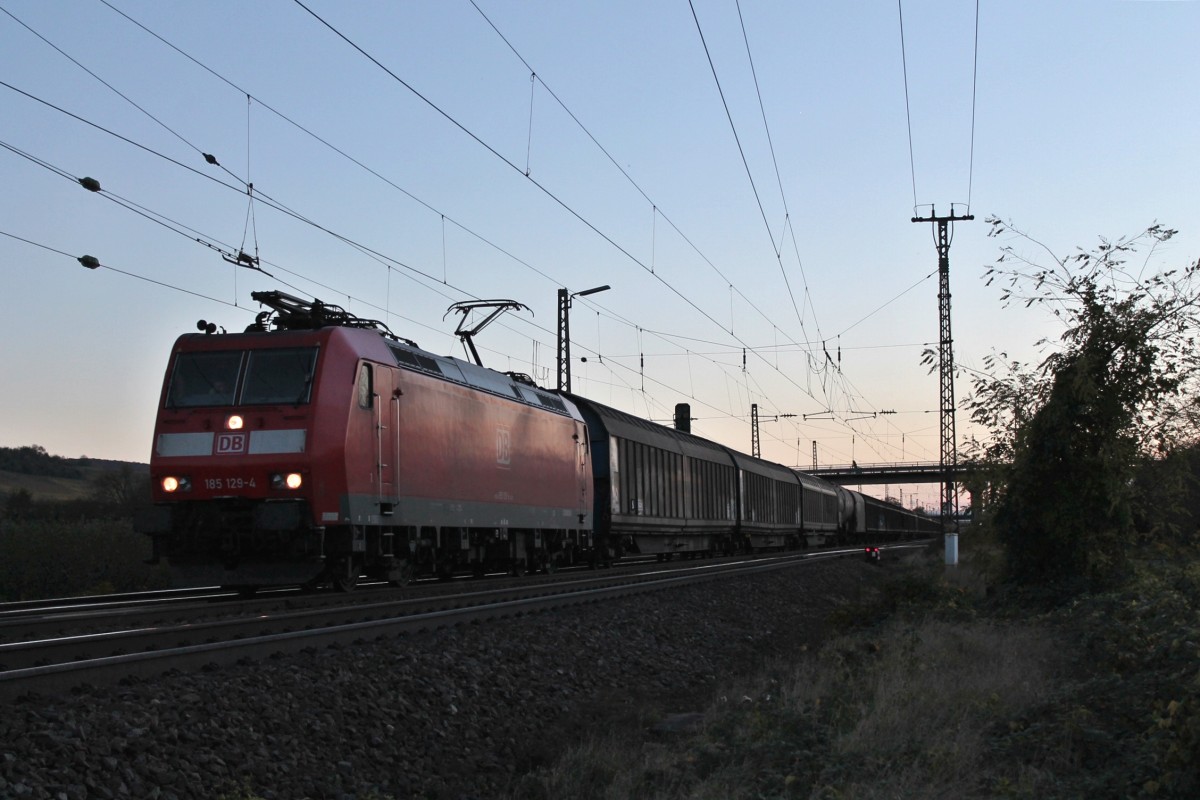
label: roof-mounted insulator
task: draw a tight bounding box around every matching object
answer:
[246,290,401,340]
[78,177,101,192]
[78,255,100,270]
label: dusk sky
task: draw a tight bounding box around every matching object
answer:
[2,0,1197,510]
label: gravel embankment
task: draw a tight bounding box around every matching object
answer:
[0,558,886,799]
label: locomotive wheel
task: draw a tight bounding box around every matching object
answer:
[387,561,414,588]
[331,558,359,592]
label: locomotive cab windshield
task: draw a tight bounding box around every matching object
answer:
[167,347,318,408]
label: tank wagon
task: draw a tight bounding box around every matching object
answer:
[137,291,939,591]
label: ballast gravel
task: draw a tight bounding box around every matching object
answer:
[0,559,887,800]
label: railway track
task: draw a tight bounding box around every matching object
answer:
[0,553,678,643]
[0,545,905,699]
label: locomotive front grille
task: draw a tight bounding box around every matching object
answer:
[163,499,317,562]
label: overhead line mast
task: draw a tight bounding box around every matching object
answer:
[911,206,972,564]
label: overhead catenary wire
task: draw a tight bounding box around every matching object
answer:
[466,0,870,415]
[686,0,782,259]
[0,3,246,188]
[0,228,245,309]
[691,4,892,425]
[0,80,464,292]
[687,0,821,354]
[836,268,937,337]
[896,0,981,211]
[289,0,851,419]
[897,0,919,212]
[3,126,815,450]
[729,0,820,342]
[968,0,980,210]
[468,0,793,330]
[96,0,911,441]
[0,88,810,453]
[5,3,945,468]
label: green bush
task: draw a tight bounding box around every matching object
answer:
[0,518,170,600]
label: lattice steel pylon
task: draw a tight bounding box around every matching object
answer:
[556,288,572,392]
[912,206,973,563]
[557,285,610,393]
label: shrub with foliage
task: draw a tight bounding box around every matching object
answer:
[1133,445,1200,548]
[0,518,170,600]
[966,220,1200,589]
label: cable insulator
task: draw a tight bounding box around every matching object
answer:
[78,177,101,192]
[203,153,219,166]
[78,254,100,269]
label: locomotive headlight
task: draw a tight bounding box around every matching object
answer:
[226,414,244,430]
[271,472,304,490]
[161,476,191,493]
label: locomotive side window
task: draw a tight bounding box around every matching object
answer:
[242,348,318,405]
[357,363,373,409]
[167,351,243,407]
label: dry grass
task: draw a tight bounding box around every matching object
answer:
[508,539,1083,800]
[510,534,1200,799]
[798,619,1068,799]
[510,613,1072,799]
[0,468,94,500]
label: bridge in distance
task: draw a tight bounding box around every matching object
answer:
[803,461,982,486]
[805,461,988,517]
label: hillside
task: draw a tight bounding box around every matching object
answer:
[0,445,148,501]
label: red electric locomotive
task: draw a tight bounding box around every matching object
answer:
[137,292,594,591]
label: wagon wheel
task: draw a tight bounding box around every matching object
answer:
[387,560,414,588]
[331,557,359,592]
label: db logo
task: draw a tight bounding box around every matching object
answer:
[495,428,511,467]
[215,433,247,455]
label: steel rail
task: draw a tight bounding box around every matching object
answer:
[0,548,831,642]
[0,548,866,699]
[0,585,238,616]
[0,560,642,641]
